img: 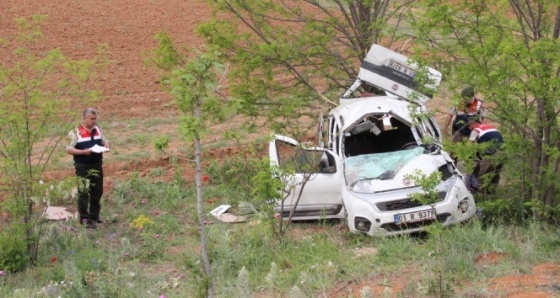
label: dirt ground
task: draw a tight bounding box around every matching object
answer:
[1,0,216,183]
[1,1,559,297]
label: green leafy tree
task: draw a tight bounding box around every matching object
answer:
[410,0,560,220]
[197,1,444,240]
[199,0,417,138]
[0,16,104,269]
[404,169,453,297]
[149,32,228,297]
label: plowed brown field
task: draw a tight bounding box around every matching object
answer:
[2,1,558,297]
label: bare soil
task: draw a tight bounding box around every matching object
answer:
[2,1,559,297]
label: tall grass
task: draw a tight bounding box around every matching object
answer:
[1,174,559,297]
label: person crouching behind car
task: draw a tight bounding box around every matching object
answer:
[466,119,504,194]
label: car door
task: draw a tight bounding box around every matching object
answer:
[269,135,344,220]
[426,116,443,143]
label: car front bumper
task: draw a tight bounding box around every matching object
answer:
[344,177,476,237]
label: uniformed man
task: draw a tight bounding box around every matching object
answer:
[444,87,486,143]
[66,108,110,229]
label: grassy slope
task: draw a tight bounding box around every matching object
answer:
[1,172,559,297]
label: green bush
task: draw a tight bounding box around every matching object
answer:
[0,225,27,273]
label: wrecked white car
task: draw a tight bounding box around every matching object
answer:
[269,44,476,236]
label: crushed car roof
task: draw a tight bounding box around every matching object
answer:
[330,95,414,129]
[343,44,442,105]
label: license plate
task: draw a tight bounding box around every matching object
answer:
[394,208,436,225]
[387,59,416,77]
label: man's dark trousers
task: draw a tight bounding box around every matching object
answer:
[75,162,103,223]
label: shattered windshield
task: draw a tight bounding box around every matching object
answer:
[345,147,425,185]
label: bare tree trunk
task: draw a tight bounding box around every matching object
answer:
[550,7,560,215]
[194,98,214,298]
[553,7,560,39]
[533,98,547,211]
[544,156,559,209]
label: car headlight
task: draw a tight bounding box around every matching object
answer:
[438,163,454,181]
[458,200,470,213]
[354,217,372,232]
[351,180,374,193]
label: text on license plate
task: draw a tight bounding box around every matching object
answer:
[387,60,416,77]
[394,209,436,225]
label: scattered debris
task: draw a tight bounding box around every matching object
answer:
[210,204,231,217]
[216,213,246,223]
[42,206,77,221]
[209,204,247,223]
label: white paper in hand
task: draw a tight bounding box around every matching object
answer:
[90,144,110,153]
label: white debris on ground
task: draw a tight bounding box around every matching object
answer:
[42,206,77,221]
[209,204,247,223]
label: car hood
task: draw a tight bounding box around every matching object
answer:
[344,147,447,193]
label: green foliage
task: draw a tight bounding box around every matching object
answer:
[206,220,352,296]
[375,234,426,266]
[148,31,231,295]
[443,139,478,171]
[250,160,284,206]
[2,176,560,297]
[112,173,193,211]
[137,231,167,262]
[151,38,226,141]
[205,142,281,211]
[153,135,169,152]
[37,178,78,206]
[411,0,560,220]
[200,0,417,134]
[0,15,104,267]
[7,2,560,296]
[22,219,189,297]
[402,169,454,297]
[0,225,27,273]
[404,169,442,205]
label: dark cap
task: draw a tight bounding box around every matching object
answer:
[461,87,475,98]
